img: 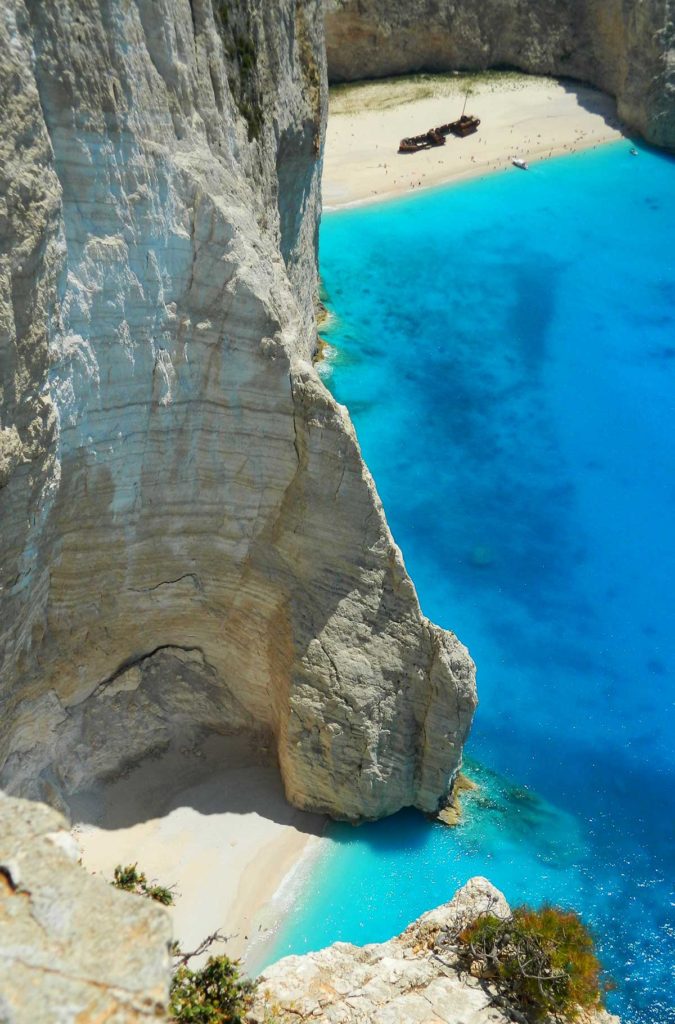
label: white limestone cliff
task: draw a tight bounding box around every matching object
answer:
[0,0,476,821]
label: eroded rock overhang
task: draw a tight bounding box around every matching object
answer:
[0,0,476,821]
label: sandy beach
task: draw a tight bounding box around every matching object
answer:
[323,72,626,209]
[70,735,325,971]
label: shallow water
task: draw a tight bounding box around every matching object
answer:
[267,143,675,1023]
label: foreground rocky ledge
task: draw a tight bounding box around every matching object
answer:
[0,799,619,1024]
[0,793,171,1022]
[250,878,620,1024]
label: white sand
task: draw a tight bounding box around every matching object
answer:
[70,735,325,970]
[323,72,626,209]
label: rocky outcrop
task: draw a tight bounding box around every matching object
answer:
[324,0,675,150]
[0,792,171,1022]
[0,0,476,821]
[0,833,619,1024]
[250,877,620,1024]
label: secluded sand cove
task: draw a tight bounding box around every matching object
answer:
[71,735,325,971]
[70,70,626,975]
[323,71,625,209]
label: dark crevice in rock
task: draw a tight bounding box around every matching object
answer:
[93,644,208,695]
[128,573,202,593]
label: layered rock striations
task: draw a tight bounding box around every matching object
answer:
[0,0,476,820]
[325,0,675,150]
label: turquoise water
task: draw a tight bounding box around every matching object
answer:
[268,144,675,1022]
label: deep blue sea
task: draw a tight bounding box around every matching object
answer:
[266,143,675,1023]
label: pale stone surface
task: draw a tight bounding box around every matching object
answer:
[0,791,172,1023]
[250,877,620,1024]
[0,0,476,821]
[325,0,675,151]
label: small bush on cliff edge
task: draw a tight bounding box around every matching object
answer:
[170,956,255,1024]
[457,905,609,1021]
[111,865,254,1023]
[112,863,175,905]
[112,862,147,893]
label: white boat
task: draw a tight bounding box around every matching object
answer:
[512,158,529,170]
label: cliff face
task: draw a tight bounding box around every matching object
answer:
[0,0,476,821]
[325,0,675,150]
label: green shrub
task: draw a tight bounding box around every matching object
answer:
[457,905,608,1021]
[234,33,256,73]
[112,863,175,906]
[170,956,255,1024]
[218,8,264,142]
[111,865,255,1022]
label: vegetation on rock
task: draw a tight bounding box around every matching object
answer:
[112,865,255,1023]
[295,0,323,152]
[456,905,609,1022]
[218,5,264,141]
[112,863,175,905]
[171,956,255,1024]
[329,70,535,116]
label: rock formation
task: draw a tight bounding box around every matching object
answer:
[0,792,171,1022]
[250,877,620,1024]
[0,826,619,1024]
[0,0,476,821]
[324,0,675,150]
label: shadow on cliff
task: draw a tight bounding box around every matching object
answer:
[558,77,624,132]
